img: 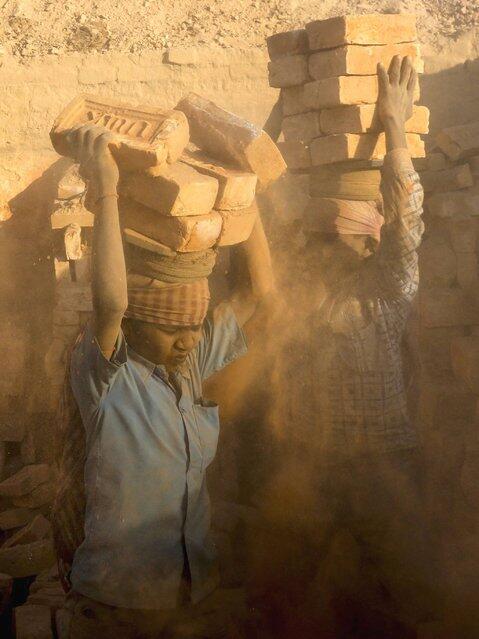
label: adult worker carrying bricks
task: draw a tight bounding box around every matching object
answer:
[261,56,440,638]
[56,123,274,638]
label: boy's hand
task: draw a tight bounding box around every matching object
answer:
[69,124,120,211]
[377,55,417,129]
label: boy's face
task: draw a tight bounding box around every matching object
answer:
[321,234,375,267]
[123,319,203,370]
[307,233,376,271]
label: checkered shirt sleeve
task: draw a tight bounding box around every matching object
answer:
[376,148,425,303]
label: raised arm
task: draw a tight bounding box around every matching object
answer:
[375,56,425,302]
[75,125,128,358]
[228,215,275,327]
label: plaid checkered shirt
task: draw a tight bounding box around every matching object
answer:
[288,149,425,458]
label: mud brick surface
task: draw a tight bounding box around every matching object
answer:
[120,198,222,252]
[13,482,56,509]
[310,132,425,165]
[277,140,311,170]
[420,164,473,193]
[176,93,286,189]
[266,29,309,59]
[181,147,257,211]
[413,152,448,172]
[0,540,55,578]
[54,259,70,284]
[50,202,94,229]
[419,235,457,288]
[51,94,189,171]
[282,111,321,145]
[268,54,309,88]
[217,201,259,246]
[0,465,50,498]
[456,252,479,289]
[421,288,479,328]
[14,604,53,638]
[306,14,417,50]
[304,75,420,109]
[281,85,310,116]
[0,508,40,531]
[320,104,429,135]
[451,336,479,394]
[123,228,176,256]
[55,164,85,200]
[56,284,93,311]
[3,515,51,549]
[448,219,479,253]
[309,42,423,79]
[436,121,479,161]
[0,417,25,443]
[427,188,479,218]
[120,162,219,217]
[469,155,479,177]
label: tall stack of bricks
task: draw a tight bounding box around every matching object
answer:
[267,14,429,216]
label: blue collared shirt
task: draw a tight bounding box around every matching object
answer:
[69,302,247,610]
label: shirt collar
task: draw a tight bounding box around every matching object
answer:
[126,344,190,382]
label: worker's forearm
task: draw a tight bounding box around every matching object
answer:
[384,117,408,153]
[91,196,128,314]
[241,217,274,300]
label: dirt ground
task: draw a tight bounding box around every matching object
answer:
[1,0,478,59]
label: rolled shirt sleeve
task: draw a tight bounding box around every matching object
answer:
[70,323,127,430]
[196,302,248,380]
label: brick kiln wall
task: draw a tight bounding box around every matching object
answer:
[1,23,479,635]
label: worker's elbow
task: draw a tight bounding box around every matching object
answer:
[93,295,128,319]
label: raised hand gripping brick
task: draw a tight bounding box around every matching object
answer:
[50,95,190,171]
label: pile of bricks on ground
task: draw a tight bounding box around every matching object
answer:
[266,13,429,213]
[0,464,57,637]
[0,467,56,576]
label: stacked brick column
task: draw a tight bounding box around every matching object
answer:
[44,165,93,414]
[419,120,479,495]
[267,14,429,215]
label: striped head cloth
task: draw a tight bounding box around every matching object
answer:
[125,276,210,326]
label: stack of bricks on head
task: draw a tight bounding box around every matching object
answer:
[267,13,429,217]
[45,95,286,403]
[49,93,286,257]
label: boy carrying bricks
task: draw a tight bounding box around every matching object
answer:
[58,124,274,638]
[261,56,439,638]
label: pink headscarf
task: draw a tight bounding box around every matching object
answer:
[304,198,384,243]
